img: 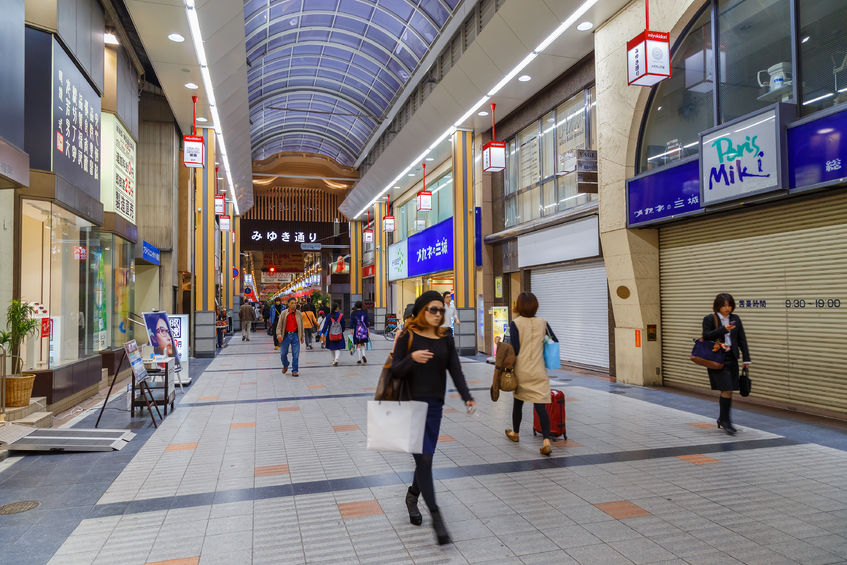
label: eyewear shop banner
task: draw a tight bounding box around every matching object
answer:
[390,218,453,281]
[627,104,847,227]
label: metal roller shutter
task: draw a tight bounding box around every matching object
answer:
[660,192,847,415]
[532,261,609,369]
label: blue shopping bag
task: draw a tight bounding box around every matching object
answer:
[544,340,560,370]
[366,339,373,350]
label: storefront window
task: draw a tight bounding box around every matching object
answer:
[434,175,453,223]
[20,200,102,370]
[541,111,556,179]
[541,180,556,216]
[100,233,134,348]
[718,0,792,122]
[639,8,714,171]
[798,1,847,114]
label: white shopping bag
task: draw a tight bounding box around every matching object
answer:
[366,400,428,454]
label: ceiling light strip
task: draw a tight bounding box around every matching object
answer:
[184,0,239,216]
[353,0,599,219]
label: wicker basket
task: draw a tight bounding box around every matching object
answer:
[4,374,36,408]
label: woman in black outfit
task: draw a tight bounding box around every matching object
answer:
[703,293,750,434]
[392,291,476,545]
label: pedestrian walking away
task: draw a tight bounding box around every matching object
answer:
[320,303,346,365]
[351,301,369,364]
[239,298,256,341]
[391,290,476,545]
[703,293,751,435]
[269,297,284,349]
[441,291,460,337]
[504,292,554,456]
[276,297,305,376]
[302,307,318,350]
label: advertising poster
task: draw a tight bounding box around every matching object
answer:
[94,249,107,350]
[492,306,509,355]
[124,340,148,384]
[168,314,190,383]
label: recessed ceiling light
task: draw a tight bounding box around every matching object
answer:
[478,111,489,116]
[518,75,531,82]
[407,173,415,176]
[104,32,119,45]
[577,21,593,31]
[801,36,810,44]
[425,157,434,161]
[168,33,185,43]
[196,117,208,123]
[185,82,199,89]
[394,186,401,189]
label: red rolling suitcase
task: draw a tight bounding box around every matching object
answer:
[533,389,566,439]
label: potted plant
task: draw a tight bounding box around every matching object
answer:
[0,300,41,408]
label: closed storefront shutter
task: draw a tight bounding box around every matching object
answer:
[531,260,609,369]
[660,192,847,415]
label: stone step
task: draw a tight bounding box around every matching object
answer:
[3,397,47,421]
[13,411,54,428]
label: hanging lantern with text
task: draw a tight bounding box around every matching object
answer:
[627,0,670,87]
[219,215,231,231]
[214,194,225,215]
[362,210,374,243]
[482,103,506,172]
[416,162,432,211]
[383,194,395,232]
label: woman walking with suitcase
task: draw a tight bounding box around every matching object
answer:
[504,292,554,456]
[320,303,346,366]
[392,291,476,545]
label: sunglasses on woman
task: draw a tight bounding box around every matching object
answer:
[426,306,445,316]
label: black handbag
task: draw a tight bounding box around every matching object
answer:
[691,314,726,370]
[739,367,751,397]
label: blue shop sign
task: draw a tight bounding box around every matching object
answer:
[407,218,453,277]
[627,158,702,227]
[788,107,847,192]
[142,241,160,265]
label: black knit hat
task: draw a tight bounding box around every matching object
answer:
[413,290,445,317]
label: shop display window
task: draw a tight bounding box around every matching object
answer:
[99,233,135,347]
[392,171,453,241]
[504,87,596,227]
[798,1,847,114]
[718,0,792,122]
[20,200,103,371]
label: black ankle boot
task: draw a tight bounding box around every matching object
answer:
[717,397,736,435]
[405,487,422,526]
[430,508,451,545]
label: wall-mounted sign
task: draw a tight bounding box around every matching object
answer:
[241,220,336,251]
[627,158,702,227]
[362,264,375,278]
[788,107,847,192]
[214,194,225,215]
[627,30,671,87]
[232,267,239,279]
[482,141,506,172]
[72,245,88,261]
[494,276,503,299]
[100,113,136,223]
[383,215,395,233]
[219,214,231,232]
[700,105,789,206]
[263,271,294,283]
[52,35,102,194]
[416,190,432,211]
[388,241,408,281]
[407,217,452,277]
[183,135,204,168]
[142,240,161,265]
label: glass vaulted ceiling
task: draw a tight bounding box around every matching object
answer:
[244,0,461,166]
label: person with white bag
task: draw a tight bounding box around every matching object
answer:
[390,290,476,545]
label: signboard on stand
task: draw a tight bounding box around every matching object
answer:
[168,314,190,384]
[124,340,148,384]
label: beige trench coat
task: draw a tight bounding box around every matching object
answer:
[512,316,551,404]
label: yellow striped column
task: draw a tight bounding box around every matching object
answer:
[452,129,476,354]
[234,214,241,295]
[223,201,234,311]
[193,128,217,356]
[374,201,388,308]
[349,221,363,297]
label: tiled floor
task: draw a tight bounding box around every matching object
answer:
[1,334,846,564]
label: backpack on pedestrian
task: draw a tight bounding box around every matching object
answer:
[329,314,344,341]
[355,317,369,341]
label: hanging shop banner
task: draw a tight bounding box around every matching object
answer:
[416,190,432,211]
[100,113,136,223]
[51,35,102,195]
[362,264,375,278]
[183,135,204,167]
[388,241,408,281]
[482,141,506,172]
[141,240,161,265]
[407,217,452,277]
[699,105,789,206]
[214,194,225,215]
[788,107,847,192]
[627,30,671,87]
[627,158,702,227]
[362,227,374,244]
[262,271,295,283]
[382,216,395,233]
[219,215,231,231]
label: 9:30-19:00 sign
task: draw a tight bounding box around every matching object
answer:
[785,299,841,308]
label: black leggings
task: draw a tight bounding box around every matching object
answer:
[513,398,550,439]
[410,454,436,511]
